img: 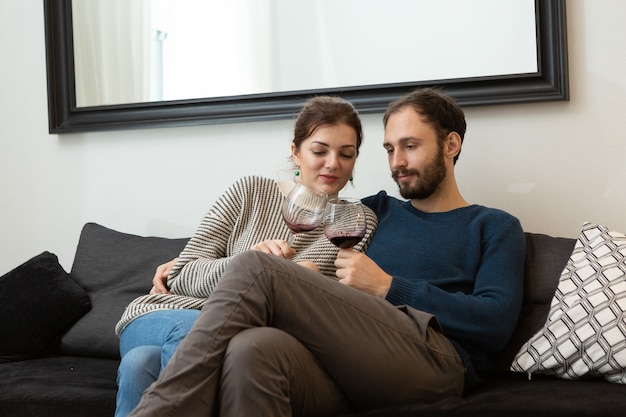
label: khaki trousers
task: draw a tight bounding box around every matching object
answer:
[129,251,464,417]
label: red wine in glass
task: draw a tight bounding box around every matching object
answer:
[328,234,366,249]
[282,183,328,239]
[284,221,319,234]
[324,197,367,249]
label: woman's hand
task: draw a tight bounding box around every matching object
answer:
[251,239,296,259]
[253,240,318,272]
[150,258,178,294]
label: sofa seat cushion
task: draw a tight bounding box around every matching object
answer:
[345,373,626,416]
[0,356,118,417]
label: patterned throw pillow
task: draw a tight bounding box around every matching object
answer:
[511,222,626,383]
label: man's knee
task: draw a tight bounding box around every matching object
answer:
[231,250,279,266]
[222,327,300,387]
[224,327,286,366]
[226,250,265,274]
[225,250,289,280]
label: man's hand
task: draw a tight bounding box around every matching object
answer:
[150,258,178,294]
[251,239,296,259]
[334,249,392,297]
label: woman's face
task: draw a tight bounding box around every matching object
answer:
[292,123,358,197]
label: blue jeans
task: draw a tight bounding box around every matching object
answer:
[115,309,200,417]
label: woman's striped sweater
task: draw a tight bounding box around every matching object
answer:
[115,175,378,335]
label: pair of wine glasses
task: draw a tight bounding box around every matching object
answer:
[282,183,366,249]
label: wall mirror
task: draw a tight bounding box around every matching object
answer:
[44,0,568,133]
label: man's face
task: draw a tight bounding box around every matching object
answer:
[383,107,446,200]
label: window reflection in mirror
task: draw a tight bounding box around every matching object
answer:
[72,0,538,108]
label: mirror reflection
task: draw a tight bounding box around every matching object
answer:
[72,0,538,108]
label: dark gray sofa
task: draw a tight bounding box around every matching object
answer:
[0,223,188,417]
[1,223,625,417]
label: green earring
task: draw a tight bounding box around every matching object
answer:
[349,175,353,181]
[294,170,300,177]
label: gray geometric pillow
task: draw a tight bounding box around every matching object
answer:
[511,222,626,383]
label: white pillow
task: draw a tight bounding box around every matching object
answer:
[511,222,626,383]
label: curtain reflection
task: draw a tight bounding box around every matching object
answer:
[72,0,273,107]
[73,0,151,106]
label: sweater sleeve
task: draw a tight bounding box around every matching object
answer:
[167,176,278,298]
[385,218,525,354]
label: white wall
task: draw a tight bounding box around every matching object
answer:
[1,0,626,274]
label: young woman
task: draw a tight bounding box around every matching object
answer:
[113,96,378,417]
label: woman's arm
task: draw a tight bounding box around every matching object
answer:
[167,176,288,298]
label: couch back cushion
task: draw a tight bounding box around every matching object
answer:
[492,232,576,372]
[58,223,188,358]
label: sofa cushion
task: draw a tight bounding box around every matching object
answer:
[58,223,188,358]
[344,373,626,417]
[0,356,118,417]
[511,222,626,383]
[492,232,575,372]
[0,251,91,361]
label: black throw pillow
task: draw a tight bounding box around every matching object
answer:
[0,251,91,361]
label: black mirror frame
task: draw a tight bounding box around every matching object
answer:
[44,0,568,134]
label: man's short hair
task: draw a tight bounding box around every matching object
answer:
[383,88,467,163]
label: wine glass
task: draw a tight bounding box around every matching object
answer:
[282,183,328,239]
[323,197,367,249]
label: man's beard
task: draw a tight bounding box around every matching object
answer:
[393,148,446,200]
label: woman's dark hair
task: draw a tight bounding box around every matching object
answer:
[383,88,466,164]
[292,96,363,153]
